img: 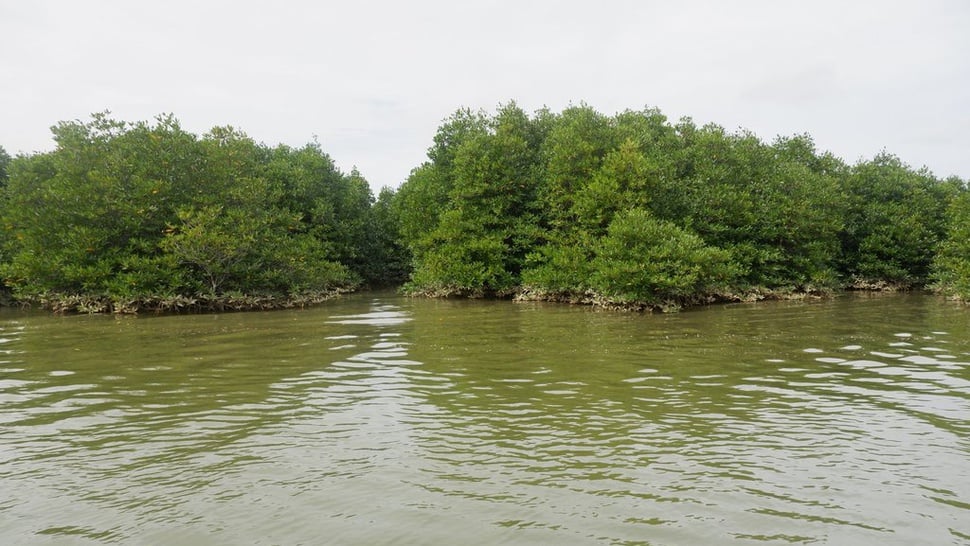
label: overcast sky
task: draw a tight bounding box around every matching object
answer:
[2,0,968,191]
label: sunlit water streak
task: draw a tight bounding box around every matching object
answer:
[0,292,968,544]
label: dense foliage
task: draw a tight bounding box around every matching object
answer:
[2,105,968,313]
[394,103,969,309]
[0,145,10,187]
[933,191,970,300]
[0,114,404,312]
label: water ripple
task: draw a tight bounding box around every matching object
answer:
[0,296,968,544]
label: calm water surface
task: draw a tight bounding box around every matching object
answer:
[1,292,968,545]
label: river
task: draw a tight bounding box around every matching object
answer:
[1,292,968,545]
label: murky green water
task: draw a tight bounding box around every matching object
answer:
[1,292,968,545]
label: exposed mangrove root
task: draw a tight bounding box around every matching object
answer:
[19,288,352,315]
[513,285,835,313]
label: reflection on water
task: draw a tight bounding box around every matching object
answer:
[0,293,968,544]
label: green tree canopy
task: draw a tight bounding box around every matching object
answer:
[2,105,963,313]
[933,187,970,300]
[0,145,10,187]
[591,208,736,308]
[393,103,959,309]
[839,153,956,287]
[0,113,398,311]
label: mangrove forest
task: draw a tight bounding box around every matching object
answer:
[1,103,969,313]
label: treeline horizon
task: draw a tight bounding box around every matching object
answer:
[1,103,969,313]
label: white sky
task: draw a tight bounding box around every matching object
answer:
[2,0,968,192]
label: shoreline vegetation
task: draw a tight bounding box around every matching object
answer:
[407,282,902,314]
[393,103,969,312]
[0,103,968,314]
[8,289,352,315]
